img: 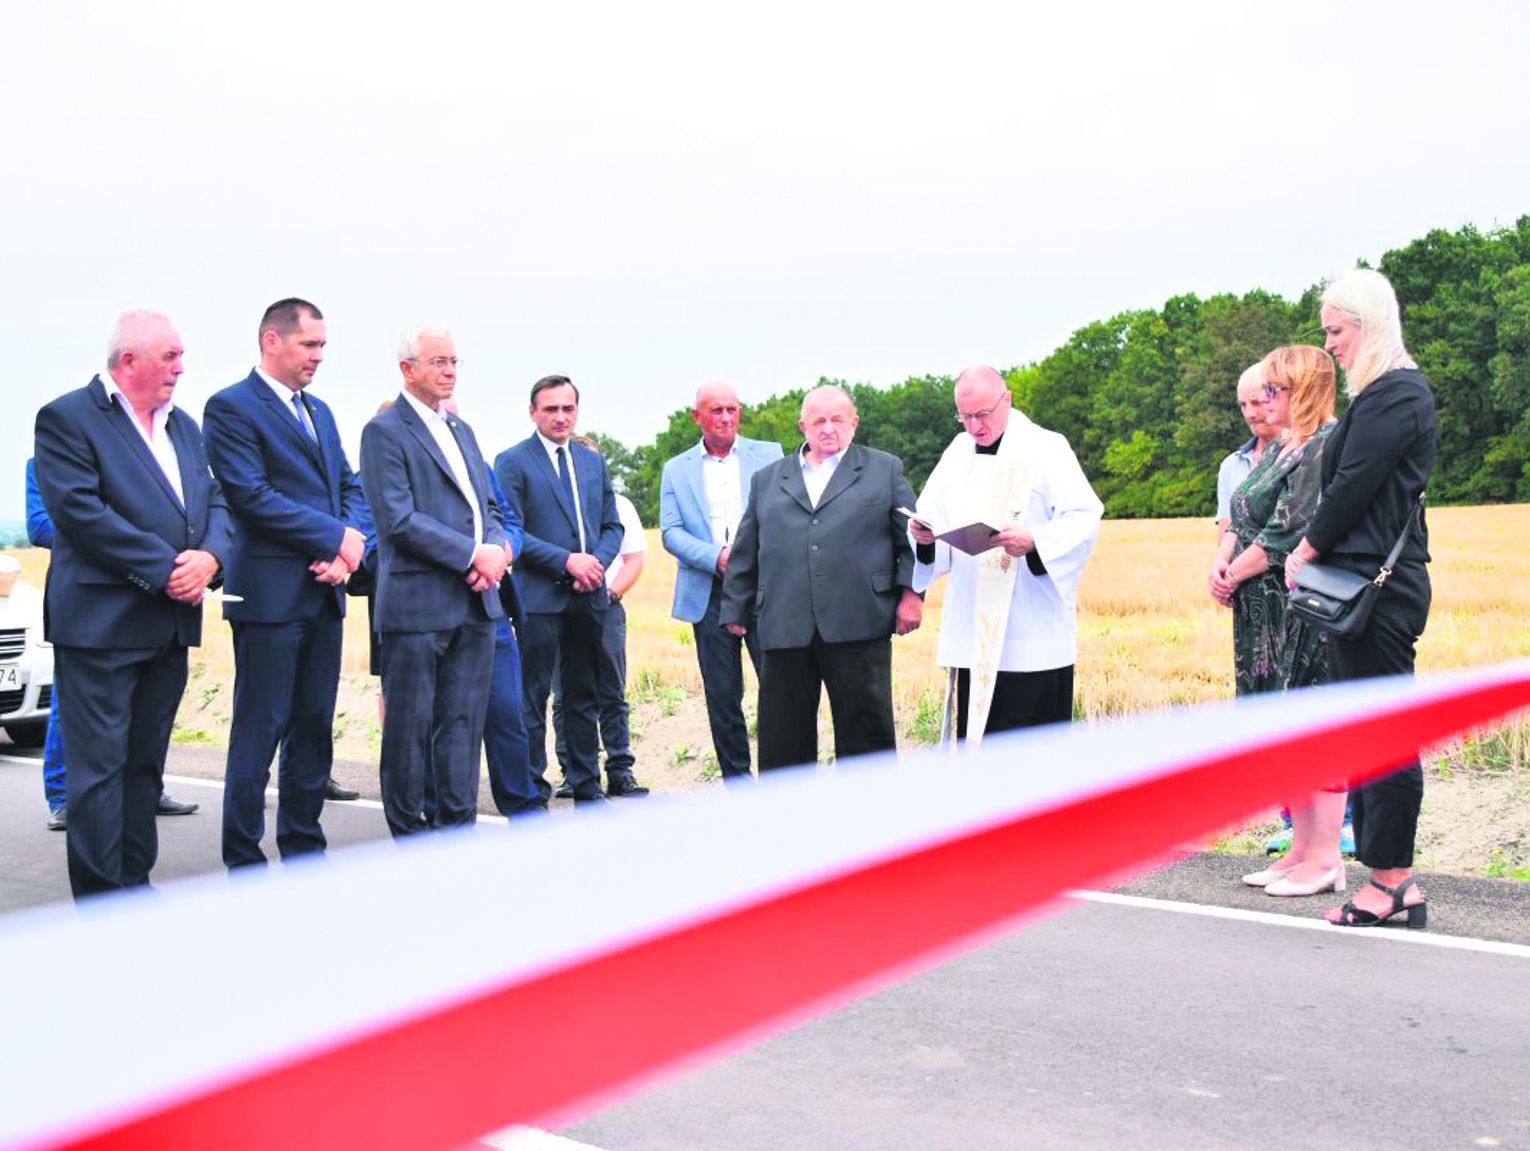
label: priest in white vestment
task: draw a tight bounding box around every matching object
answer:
[909,366,1102,743]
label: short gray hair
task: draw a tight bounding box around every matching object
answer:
[106,310,173,369]
[398,324,452,363]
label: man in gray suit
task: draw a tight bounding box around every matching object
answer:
[720,385,922,771]
[660,381,783,785]
[359,326,510,836]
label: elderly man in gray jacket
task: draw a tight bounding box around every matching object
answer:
[720,385,921,771]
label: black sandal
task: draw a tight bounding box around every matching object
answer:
[1327,876,1427,930]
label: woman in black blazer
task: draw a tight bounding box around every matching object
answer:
[1286,268,1435,929]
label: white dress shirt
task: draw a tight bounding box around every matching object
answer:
[605,493,647,589]
[798,445,843,509]
[537,432,587,552]
[401,390,482,565]
[699,443,744,544]
[102,374,183,506]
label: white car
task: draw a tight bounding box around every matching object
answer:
[0,572,53,749]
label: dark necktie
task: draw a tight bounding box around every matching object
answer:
[291,393,317,442]
[557,444,577,513]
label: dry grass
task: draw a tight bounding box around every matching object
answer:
[8,503,1529,768]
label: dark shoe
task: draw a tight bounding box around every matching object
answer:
[1325,876,1427,929]
[157,793,199,816]
[606,773,650,798]
[325,777,360,802]
[554,779,576,800]
[47,806,66,832]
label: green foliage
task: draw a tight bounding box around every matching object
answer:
[616,216,1530,520]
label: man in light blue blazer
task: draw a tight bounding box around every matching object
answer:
[659,382,783,785]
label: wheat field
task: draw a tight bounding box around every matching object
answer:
[7,503,1529,767]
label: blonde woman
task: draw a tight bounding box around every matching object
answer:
[1211,346,1341,895]
[1286,268,1435,929]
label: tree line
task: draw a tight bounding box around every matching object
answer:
[591,216,1530,524]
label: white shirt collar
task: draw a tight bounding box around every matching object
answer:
[798,444,843,472]
[101,372,174,421]
[700,439,738,462]
[255,365,303,403]
[401,388,446,426]
[537,430,575,463]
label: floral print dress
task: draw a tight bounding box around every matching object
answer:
[1228,422,1336,696]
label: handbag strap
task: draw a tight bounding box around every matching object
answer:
[1374,491,1426,587]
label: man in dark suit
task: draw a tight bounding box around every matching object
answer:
[360,326,509,837]
[720,385,922,771]
[33,310,233,898]
[659,381,784,785]
[203,298,369,869]
[494,375,624,806]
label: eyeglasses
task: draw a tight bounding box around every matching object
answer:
[955,398,1010,425]
[1261,384,1288,400]
[410,356,462,369]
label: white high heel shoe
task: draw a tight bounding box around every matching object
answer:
[1241,862,1296,887]
[1263,864,1346,897]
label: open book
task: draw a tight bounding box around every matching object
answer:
[898,508,1002,556]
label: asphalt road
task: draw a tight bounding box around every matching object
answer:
[4,746,1529,1150]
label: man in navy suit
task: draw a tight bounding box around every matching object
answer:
[203,298,369,869]
[360,327,510,837]
[33,310,232,899]
[659,382,783,785]
[494,375,623,806]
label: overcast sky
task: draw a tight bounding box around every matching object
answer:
[4,1,1527,519]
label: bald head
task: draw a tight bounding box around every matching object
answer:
[692,380,743,456]
[952,365,1012,446]
[1236,360,1275,441]
[1236,361,1266,401]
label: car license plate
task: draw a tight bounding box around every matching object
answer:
[0,666,19,690]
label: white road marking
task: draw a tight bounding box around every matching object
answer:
[1068,889,1530,959]
[478,1125,605,1150]
[158,772,509,823]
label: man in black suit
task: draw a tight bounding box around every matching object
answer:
[494,376,624,806]
[360,326,510,837]
[720,385,922,770]
[203,298,369,869]
[33,310,233,898]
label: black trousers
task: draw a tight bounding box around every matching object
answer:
[758,632,895,771]
[520,595,607,801]
[954,665,1075,740]
[54,643,188,899]
[1330,561,1430,870]
[694,578,763,783]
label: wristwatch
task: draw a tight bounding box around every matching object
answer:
[609,589,622,605]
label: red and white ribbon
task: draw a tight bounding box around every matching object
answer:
[3,663,1528,1150]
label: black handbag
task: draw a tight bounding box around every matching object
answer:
[1287,493,1424,639]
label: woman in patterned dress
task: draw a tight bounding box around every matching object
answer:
[1210,345,1343,896]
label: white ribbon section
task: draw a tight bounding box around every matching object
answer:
[1,663,1526,1148]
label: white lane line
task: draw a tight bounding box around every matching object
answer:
[1069,889,1530,959]
[479,1125,605,1150]
[158,772,510,824]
